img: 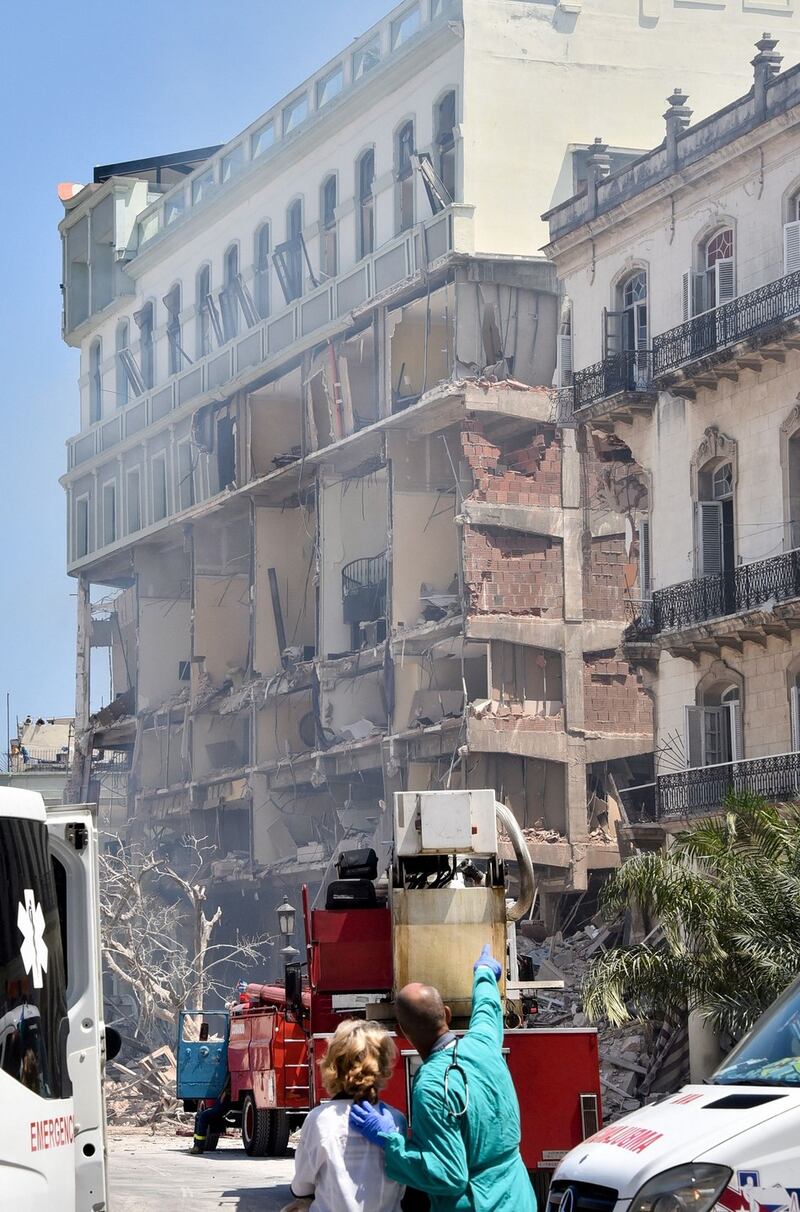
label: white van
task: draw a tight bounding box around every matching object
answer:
[0,789,109,1210]
[549,986,800,1212]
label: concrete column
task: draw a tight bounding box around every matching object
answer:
[688,1009,723,1082]
[75,574,91,734]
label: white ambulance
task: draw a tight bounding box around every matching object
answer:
[0,788,109,1210]
[549,986,800,1212]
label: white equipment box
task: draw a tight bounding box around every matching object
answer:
[394,789,498,857]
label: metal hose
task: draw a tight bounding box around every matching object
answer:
[494,801,535,922]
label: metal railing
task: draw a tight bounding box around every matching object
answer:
[657,751,800,819]
[4,748,71,773]
[342,551,387,627]
[573,350,653,409]
[619,782,657,824]
[628,548,800,637]
[653,268,800,377]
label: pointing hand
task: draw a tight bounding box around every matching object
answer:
[474,943,502,982]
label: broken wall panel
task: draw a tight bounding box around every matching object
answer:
[248,367,304,476]
[193,574,250,686]
[256,690,315,765]
[138,717,187,790]
[253,502,316,676]
[486,642,564,729]
[192,711,250,781]
[453,272,558,386]
[321,668,388,741]
[584,654,653,736]
[388,284,454,412]
[463,527,563,617]
[471,752,567,836]
[461,419,563,509]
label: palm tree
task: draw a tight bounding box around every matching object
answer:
[582,793,800,1041]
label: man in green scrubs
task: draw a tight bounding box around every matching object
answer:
[350,946,536,1212]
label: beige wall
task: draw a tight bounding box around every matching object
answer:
[253,503,316,676]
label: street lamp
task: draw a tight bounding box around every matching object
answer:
[277,896,296,939]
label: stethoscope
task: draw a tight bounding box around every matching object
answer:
[442,1038,470,1121]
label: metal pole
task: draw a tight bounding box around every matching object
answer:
[5,692,9,773]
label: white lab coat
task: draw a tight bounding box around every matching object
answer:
[290,1098,407,1212]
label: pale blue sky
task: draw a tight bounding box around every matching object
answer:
[0,0,393,732]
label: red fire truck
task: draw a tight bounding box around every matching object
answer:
[177,790,602,1196]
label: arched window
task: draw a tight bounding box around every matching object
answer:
[164,283,182,376]
[686,675,743,768]
[435,91,457,202]
[89,338,102,423]
[221,245,240,341]
[357,150,375,259]
[697,458,735,579]
[790,669,800,751]
[135,302,154,390]
[704,227,735,310]
[396,121,415,234]
[619,270,648,390]
[115,321,129,407]
[320,176,338,278]
[196,265,212,357]
[284,199,304,302]
[254,224,271,319]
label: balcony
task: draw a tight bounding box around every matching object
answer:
[342,551,387,650]
[656,752,800,820]
[571,350,655,418]
[629,548,800,640]
[652,269,800,388]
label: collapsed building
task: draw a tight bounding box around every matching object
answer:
[57,0,798,948]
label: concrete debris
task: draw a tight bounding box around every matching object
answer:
[106,1047,185,1126]
[518,921,655,1122]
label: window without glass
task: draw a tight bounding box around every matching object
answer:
[254,224,271,319]
[152,454,168,522]
[436,91,457,203]
[317,67,344,109]
[89,338,103,423]
[76,495,90,558]
[221,144,245,183]
[165,193,185,226]
[178,442,195,511]
[135,302,154,390]
[115,321,129,407]
[392,5,421,48]
[164,284,182,376]
[281,200,304,302]
[357,150,375,259]
[321,176,338,278]
[191,166,215,206]
[251,121,275,159]
[396,122,415,234]
[126,468,142,534]
[353,38,380,80]
[102,481,117,546]
[221,246,240,341]
[196,266,213,357]
[283,95,308,135]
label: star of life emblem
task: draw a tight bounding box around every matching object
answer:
[17,889,48,989]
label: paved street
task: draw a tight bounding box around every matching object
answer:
[108,1132,296,1210]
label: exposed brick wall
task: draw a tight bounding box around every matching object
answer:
[584,654,653,734]
[584,535,631,621]
[461,419,562,508]
[472,702,565,731]
[464,527,563,616]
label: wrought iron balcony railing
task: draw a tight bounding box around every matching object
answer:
[342,552,387,626]
[657,751,800,820]
[653,268,800,377]
[628,547,800,638]
[572,350,653,410]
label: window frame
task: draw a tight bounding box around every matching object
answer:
[164,282,182,377]
[115,321,129,408]
[101,478,117,547]
[435,90,457,204]
[151,452,169,522]
[254,223,271,319]
[396,120,415,234]
[135,301,155,391]
[75,493,90,559]
[89,338,103,424]
[356,148,376,260]
[177,440,196,512]
[126,466,142,534]
[221,244,240,342]
[320,175,338,279]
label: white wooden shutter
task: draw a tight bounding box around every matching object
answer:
[638,519,652,598]
[558,331,573,388]
[697,501,724,576]
[726,700,743,763]
[784,222,800,276]
[684,705,705,769]
[682,271,692,322]
[715,258,736,305]
[791,685,800,751]
[603,309,623,357]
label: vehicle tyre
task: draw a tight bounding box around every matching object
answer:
[242,1093,270,1156]
[267,1108,290,1156]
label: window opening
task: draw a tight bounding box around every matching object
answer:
[436,91,457,203]
[321,176,338,279]
[102,481,117,546]
[788,432,800,549]
[163,284,183,376]
[126,468,142,533]
[557,303,573,388]
[274,199,317,304]
[353,39,380,80]
[152,454,168,522]
[178,442,195,511]
[76,495,90,558]
[685,685,742,769]
[89,339,102,424]
[115,322,129,407]
[697,460,735,586]
[135,302,154,391]
[220,246,240,341]
[396,122,415,234]
[704,227,735,311]
[791,673,800,751]
[254,224,271,319]
[785,198,800,276]
[357,150,375,259]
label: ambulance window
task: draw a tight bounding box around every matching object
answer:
[0,816,71,1099]
[52,856,69,986]
[715,974,800,1086]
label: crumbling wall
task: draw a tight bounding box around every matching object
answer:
[584,654,653,735]
[584,536,633,622]
[461,419,562,508]
[473,752,567,835]
[484,642,564,730]
[194,575,250,685]
[253,503,316,677]
[464,527,563,616]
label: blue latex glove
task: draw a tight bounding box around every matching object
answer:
[349,1100,399,1148]
[474,942,502,982]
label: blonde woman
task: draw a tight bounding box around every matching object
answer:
[283,1019,407,1212]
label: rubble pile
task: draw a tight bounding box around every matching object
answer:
[518,922,652,1121]
[106,1046,187,1126]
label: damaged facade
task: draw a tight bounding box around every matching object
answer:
[545,35,800,845]
[58,0,800,943]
